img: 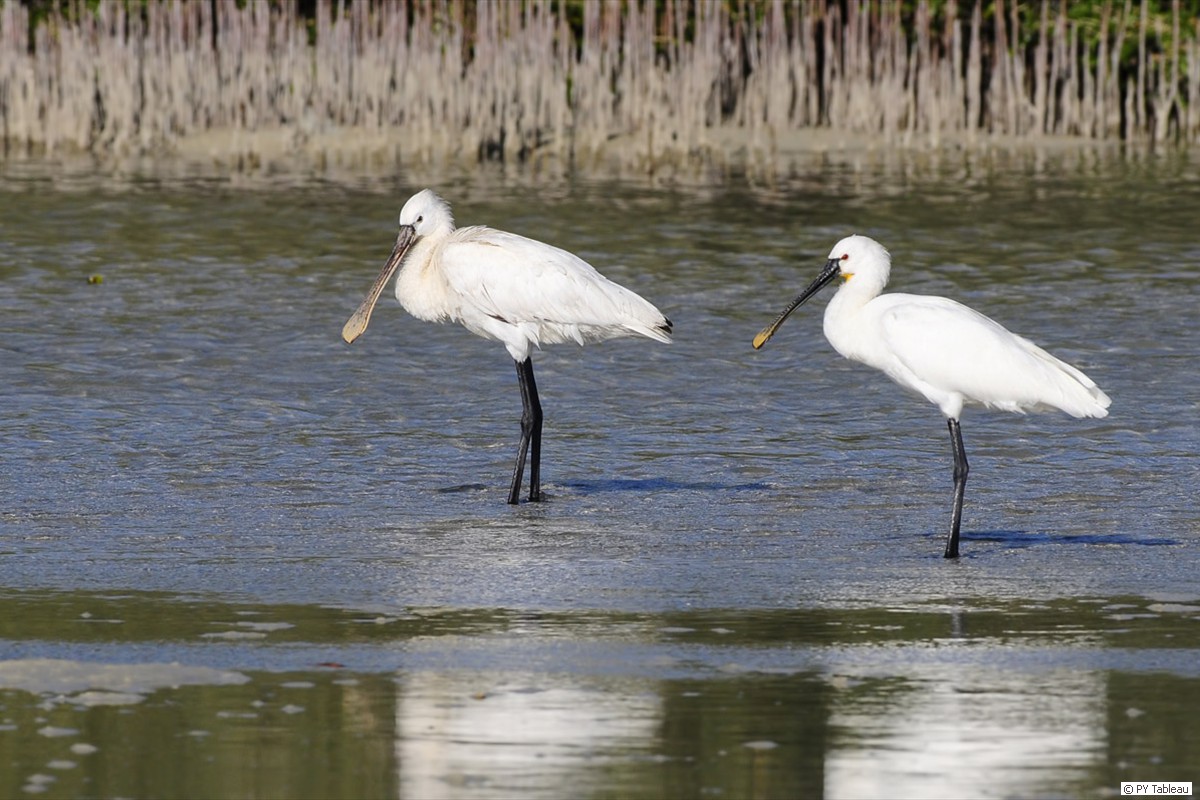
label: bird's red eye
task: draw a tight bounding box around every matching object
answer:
[840,253,849,261]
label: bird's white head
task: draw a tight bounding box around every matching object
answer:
[752,234,892,349]
[399,189,455,238]
[342,189,456,345]
[827,235,891,293]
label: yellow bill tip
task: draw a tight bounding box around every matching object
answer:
[752,330,771,350]
[341,317,366,344]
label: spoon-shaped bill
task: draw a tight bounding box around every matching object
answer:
[342,226,416,344]
[752,258,842,349]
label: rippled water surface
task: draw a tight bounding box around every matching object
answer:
[1,152,1198,798]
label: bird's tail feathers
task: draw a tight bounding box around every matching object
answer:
[1031,345,1111,419]
[614,290,672,344]
[1057,381,1111,419]
[625,318,673,344]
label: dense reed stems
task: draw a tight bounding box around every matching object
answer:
[1,0,1197,172]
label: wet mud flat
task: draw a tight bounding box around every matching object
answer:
[2,155,1199,797]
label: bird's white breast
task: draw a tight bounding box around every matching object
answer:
[393,234,459,325]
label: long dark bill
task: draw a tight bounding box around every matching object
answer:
[342,225,417,344]
[752,258,842,349]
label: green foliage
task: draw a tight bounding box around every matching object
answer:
[20,0,105,26]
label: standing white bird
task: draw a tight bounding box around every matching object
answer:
[752,235,1110,558]
[343,189,672,504]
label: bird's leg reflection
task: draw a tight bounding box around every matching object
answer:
[508,357,544,504]
[946,418,969,559]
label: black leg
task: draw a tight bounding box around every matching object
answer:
[945,417,968,559]
[507,357,544,504]
[524,358,543,502]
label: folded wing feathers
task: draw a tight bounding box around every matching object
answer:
[882,298,1109,419]
[444,228,671,346]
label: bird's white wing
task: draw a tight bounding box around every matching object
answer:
[438,226,670,342]
[875,294,1108,417]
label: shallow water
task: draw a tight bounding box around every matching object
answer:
[1,151,1198,798]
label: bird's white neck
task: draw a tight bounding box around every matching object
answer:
[823,275,882,363]
[395,233,455,323]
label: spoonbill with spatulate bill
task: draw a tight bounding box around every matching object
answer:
[343,189,672,504]
[753,234,1110,558]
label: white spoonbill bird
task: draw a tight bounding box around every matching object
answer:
[752,235,1110,558]
[342,189,672,504]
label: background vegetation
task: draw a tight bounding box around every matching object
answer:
[2,1,1197,171]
